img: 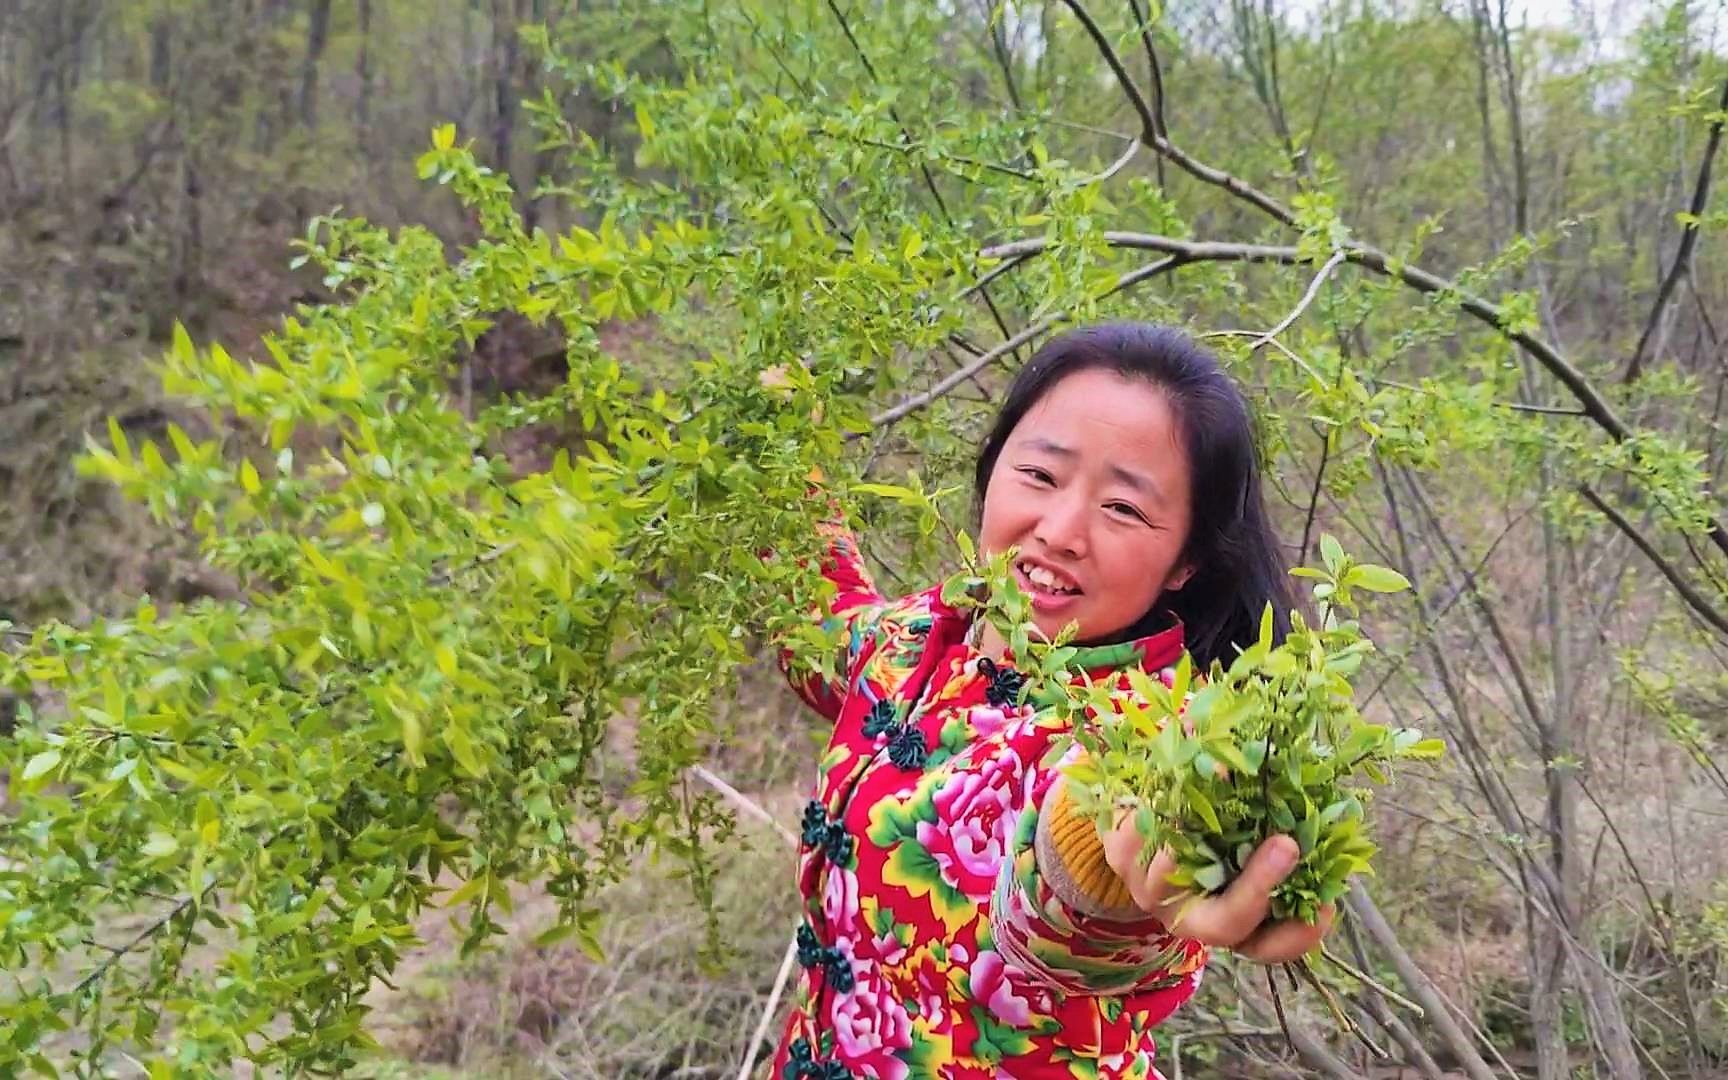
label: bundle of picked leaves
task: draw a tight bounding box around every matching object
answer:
[948,532,1443,927]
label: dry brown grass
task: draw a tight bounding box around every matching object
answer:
[359,660,853,1076]
[372,761,805,1078]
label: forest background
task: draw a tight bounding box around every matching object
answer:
[4,0,1728,1077]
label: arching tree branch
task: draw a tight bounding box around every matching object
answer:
[1051,0,1728,564]
[1577,483,1728,637]
[1624,75,1728,383]
[869,254,1185,430]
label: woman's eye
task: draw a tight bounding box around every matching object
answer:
[1018,467,1055,485]
[1107,502,1148,523]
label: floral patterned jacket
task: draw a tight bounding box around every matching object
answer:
[771,526,1206,1080]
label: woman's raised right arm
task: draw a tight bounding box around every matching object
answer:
[774,515,888,723]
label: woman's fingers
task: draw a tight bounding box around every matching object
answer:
[1100,826,1334,956]
[1160,835,1299,946]
[1234,903,1336,964]
[1102,814,1171,913]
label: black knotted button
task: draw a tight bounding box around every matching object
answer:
[800,800,828,847]
[978,656,1026,706]
[821,821,853,865]
[887,725,927,770]
[861,698,898,738]
[783,1039,851,1080]
[795,922,823,969]
[801,802,852,865]
[823,947,856,993]
[785,1037,816,1079]
[793,923,857,995]
[859,695,926,771]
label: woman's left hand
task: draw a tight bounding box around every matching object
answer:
[1102,821,1335,964]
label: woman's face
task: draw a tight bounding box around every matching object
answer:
[979,367,1195,645]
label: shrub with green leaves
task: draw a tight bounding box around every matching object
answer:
[0,128,857,1075]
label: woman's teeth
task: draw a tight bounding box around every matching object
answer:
[1019,562,1078,594]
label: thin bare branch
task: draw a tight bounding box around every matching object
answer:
[977,0,1025,112]
[1347,886,1506,1080]
[1083,136,1140,185]
[1318,943,1425,1016]
[1123,0,1167,140]
[870,255,1184,430]
[689,764,797,847]
[1253,248,1347,349]
[959,252,1034,301]
[1122,0,1167,187]
[1203,328,1324,382]
[1298,429,1331,566]
[1577,484,1728,637]
[737,926,799,1080]
[1626,75,1728,382]
[1057,0,1158,141]
[821,130,1035,182]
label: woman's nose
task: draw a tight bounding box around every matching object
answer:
[1034,498,1089,559]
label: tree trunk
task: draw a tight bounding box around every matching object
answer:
[1528,365,1575,1080]
[298,0,332,128]
[1526,896,1571,1080]
[178,151,203,314]
[491,0,521,174]
[355,0,373,134]
[254,0,290,154]
[54,3,81,195]
[1470,5,1645,1070]
[0,4,16,197]
[521,0,548,231]
[150,18,172,92]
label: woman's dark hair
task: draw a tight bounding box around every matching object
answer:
[973,322,1297,669]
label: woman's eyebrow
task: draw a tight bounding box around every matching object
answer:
[1022,436,1075,458]
[1108,463,1164,504]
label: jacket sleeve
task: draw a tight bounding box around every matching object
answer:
[990,740,1207,997]
[777,519,888,723]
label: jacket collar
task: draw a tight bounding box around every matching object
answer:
[1068,618,1186,680]
[925,585,1187,680]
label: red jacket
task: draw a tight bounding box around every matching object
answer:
[773,525,1205,1080]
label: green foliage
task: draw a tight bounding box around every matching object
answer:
[0,115,861,1071]
[872,479,1441,929]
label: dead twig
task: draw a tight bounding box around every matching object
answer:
[736,928,799,1080]
[689,764,797,848]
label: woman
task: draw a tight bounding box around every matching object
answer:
[773,324,1335,1080]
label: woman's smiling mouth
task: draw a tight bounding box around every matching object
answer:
[1014,559,1084,612]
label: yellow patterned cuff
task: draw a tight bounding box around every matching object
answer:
[1033,773,1143,921]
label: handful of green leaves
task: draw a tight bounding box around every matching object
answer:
[947,533,1443,928]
